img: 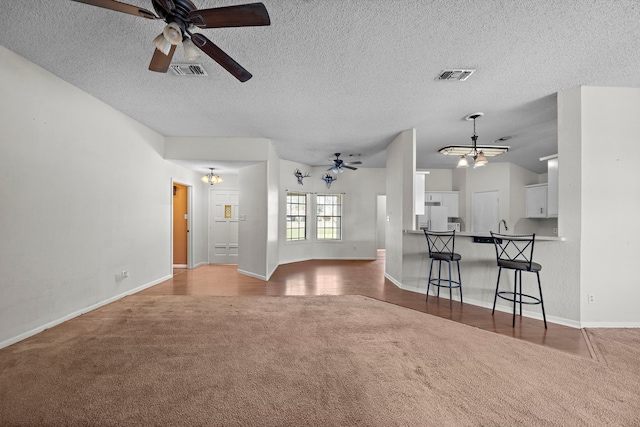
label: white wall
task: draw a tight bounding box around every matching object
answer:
[424,169,453,191]
[385,129,416,286]
[278,160,384,264]
[266,145,280,279]
[580,86,640,326]
[312,167,384,260]
[0,46,207,347]
[238,162,269,279]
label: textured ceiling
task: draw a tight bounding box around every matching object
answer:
[2,0,640,174]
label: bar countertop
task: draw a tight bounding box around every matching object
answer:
[403,229,565,241]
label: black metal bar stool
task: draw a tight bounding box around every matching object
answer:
[423,230,462,308]
[490,232,547,328]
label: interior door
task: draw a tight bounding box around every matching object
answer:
[173,183,188,267]
[209,189,239,264]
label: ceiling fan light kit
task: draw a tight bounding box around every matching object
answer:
[438,112,509,168]
[182,38,201,61]
[70,0,271,82]
[153,33,172,55]
[162,22,183,45]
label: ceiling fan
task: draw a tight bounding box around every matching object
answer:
[70,0,271,82]
[327,153,362,173]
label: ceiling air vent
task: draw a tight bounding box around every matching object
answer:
[170,64,208,76]
[437,69,475,81]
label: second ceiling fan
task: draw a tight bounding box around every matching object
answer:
[327,153,361,173]
[71,0,271,82]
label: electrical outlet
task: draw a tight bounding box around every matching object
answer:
[122,270,128,278]
[588,294,595,304]
[115,272,122,282]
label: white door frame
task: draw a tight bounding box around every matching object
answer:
[171,179,194,270]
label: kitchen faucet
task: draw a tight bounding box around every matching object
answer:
[499,219,508,233]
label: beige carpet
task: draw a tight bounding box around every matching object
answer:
[1,295,639,426]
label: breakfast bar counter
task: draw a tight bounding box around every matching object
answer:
[398,230,577,327]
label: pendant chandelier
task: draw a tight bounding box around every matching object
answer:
[201,168,222,185]
[438,112,509,168]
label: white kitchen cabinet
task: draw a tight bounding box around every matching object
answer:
[425,192,443,203]
[526,184,547,218]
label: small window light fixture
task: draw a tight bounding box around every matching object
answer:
[201,168,223,185]
[438,112,509,168]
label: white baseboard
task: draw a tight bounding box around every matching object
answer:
[237,268,267,281]
[0,274,172,350]
[392,279,582,329]
[384,273,403,288]
[193,261,209,268]
[580,321,640,328]
[173,264,187,269]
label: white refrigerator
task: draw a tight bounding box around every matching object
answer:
[417,205,448,231]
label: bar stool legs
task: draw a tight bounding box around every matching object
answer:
[491,267,547,329]
[426,258,462,308]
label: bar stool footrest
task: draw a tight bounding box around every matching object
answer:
[496,291,542,305]
[429,278,461,289]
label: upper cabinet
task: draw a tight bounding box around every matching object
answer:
[425,192,443,203]
[526,154,558,219]
[526,184,547,218]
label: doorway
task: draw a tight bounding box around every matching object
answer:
[172,182,191,269]
[209,189,239,264]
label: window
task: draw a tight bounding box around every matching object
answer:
[286,192,307,241]
[316,194,342,240]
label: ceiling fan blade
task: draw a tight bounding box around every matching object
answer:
[345,161,363,165]
[190,33,252,82]
[149,45,176,73]
[70,0,158,19]
[343,165,358,171]
[190,2,271,28]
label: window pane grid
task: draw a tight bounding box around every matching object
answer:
[316,194,342,240]
[286,192,307,241]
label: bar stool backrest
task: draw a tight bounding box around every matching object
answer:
[424,230,456,260]
[490,232,536,270]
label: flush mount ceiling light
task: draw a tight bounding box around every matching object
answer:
[201,168,222,185]
[438,112,509,168]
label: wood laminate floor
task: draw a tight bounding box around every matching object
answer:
[140,251,593,359]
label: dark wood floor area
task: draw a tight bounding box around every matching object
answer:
[140,251,593,359]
